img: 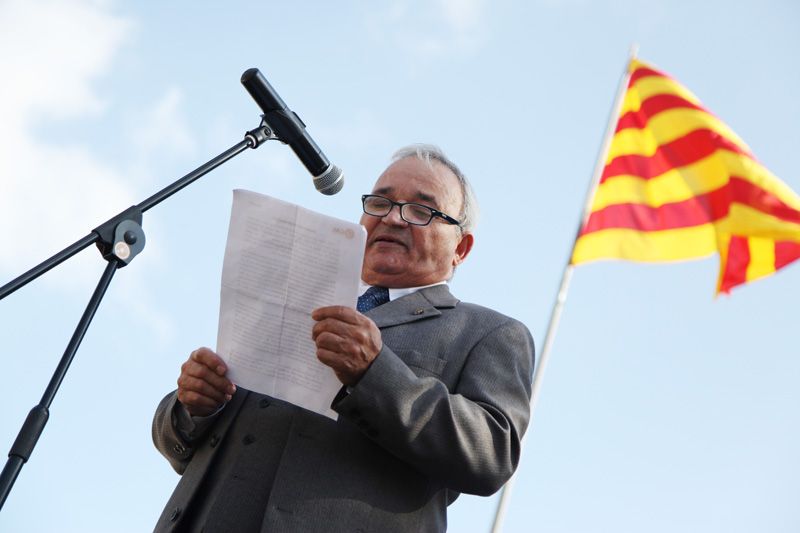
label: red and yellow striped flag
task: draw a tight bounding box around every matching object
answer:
[572,59,800,293]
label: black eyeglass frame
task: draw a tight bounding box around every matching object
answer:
[361,194,462,227]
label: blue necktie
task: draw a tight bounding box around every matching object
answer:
[357,286,390,313]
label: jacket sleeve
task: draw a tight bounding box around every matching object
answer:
[332,317,534,496]
[151,391,222,474]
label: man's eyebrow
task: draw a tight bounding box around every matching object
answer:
[373,187,439,206]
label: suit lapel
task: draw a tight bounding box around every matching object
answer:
[367,284,459,328]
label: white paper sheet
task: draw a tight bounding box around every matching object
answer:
[216,189,366,419]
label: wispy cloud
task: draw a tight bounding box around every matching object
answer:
[439,0,486,35]
[0,0,130,124]
[0,0,176,343]
[126,85,197,192]
[317,109,390,153]
[365,0,489,60]
[131,86,197,157]
[0,0,134,278]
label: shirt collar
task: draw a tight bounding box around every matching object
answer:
[359,280,447,302]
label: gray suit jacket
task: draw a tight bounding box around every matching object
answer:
[152,284,534,532]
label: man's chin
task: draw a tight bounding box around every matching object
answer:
[362,261,408,285]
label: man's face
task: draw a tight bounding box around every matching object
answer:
[360,157,473,288]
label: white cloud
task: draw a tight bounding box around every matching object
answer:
[316,109,390,153]
[0,0,134,281]
[0,0,129,124]
[365,0,489,61]
[131,86,196,158]
[0,0,179,342]
[125,85,197,192]
[439,0,485,34]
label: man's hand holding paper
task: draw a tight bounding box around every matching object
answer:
[175,348,236,417]
[311,305,383,386]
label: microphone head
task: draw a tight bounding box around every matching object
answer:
[313,165,344,195]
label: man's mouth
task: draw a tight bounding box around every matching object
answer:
[371,234,408,248]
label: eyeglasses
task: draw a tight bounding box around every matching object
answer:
[361,194,461,227]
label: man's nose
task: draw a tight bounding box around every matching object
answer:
[381,205,408,226]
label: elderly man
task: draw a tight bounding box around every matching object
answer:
[152,145,535,532]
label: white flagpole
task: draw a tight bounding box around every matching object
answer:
[489,44,638,533]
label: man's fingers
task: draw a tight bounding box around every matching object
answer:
[314,330,350,353]
[190,347,228,376]
[316,347,358,386]
[310,311,382,386]
[311,317,359,342]
[315,346,337,365]
[177,389,225,411]
[311,305,362,324]
[177,375,231,404]
[178,391,224,409]
[183,358,236,395]
[175,347,237,416]
[178,348,236,399]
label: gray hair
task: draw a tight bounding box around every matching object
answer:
[391,144,480,234]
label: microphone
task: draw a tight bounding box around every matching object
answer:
[241,68,344,195]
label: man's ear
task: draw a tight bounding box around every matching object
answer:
[452,232,474,267]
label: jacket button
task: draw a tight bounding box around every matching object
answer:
[169,507,181,522]
[172,443,186,454]
[243,434,256,445]
[210,434,219,448]
[258,398,271,408]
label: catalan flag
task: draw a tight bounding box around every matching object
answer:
[572,59,800,293]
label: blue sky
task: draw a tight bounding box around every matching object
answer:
[1,1,798,531]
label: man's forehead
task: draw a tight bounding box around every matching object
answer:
[372,185,437,205]
[372,158,459,206]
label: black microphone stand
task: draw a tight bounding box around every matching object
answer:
[0,119,278,511]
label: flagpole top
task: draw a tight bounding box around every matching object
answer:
[629,43,640,60]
